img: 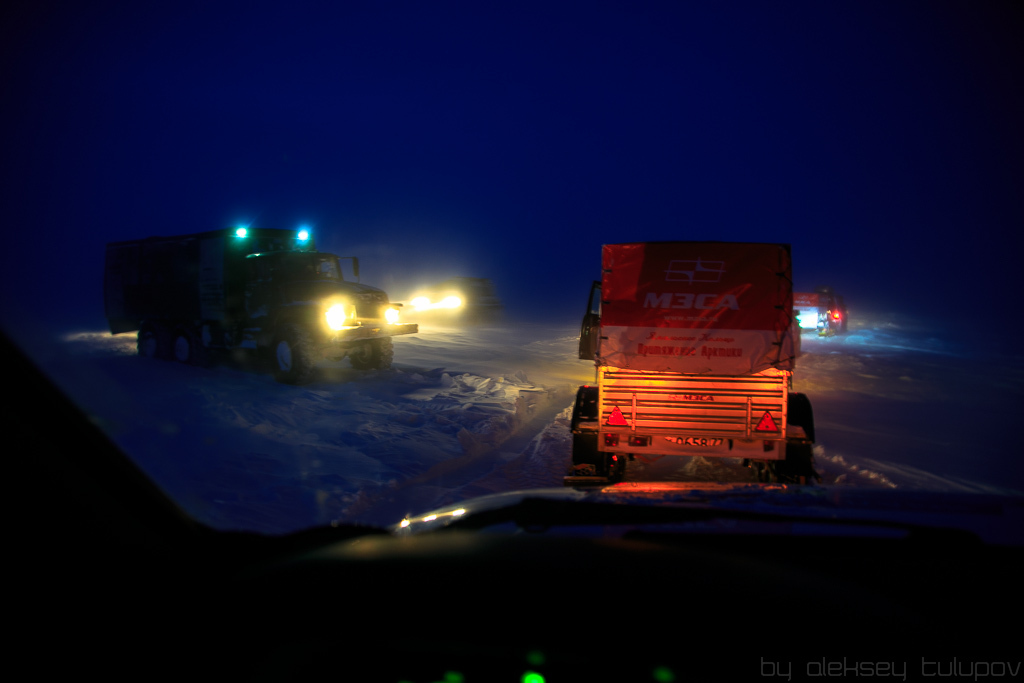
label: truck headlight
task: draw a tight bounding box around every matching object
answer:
[385,307,400,324]
[326,304,351,330]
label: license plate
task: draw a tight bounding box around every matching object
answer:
[663,436,724,448]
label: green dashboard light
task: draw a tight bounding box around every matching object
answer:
[652,666,675,682]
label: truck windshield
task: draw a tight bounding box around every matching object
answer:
[277,253,343,282]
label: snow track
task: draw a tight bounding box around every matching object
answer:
[26,315,1022,533]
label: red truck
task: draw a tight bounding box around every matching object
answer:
[570,241,817,485]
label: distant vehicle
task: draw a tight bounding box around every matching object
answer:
[104,227,417,383]
[405,277,503,322]
[572,241,816,485]
[794,286,848,336]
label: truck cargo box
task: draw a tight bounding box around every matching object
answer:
[104,228,312,335]
[598,242,797,375]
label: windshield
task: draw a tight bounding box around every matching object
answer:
[259,252,343,283]
[2,2,1021,540]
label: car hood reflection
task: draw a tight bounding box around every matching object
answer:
[391,482,1024,546]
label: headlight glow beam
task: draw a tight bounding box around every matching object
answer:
[440,296,462,308]
[385,307,400,324]
[410,295,463,311]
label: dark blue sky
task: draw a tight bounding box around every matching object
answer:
[2,1,1022,332]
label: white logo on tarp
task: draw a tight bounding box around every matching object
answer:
[665,258,725,283]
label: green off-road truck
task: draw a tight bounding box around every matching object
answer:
[104,227,417,383]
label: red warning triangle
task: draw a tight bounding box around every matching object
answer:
[607,406,629,426]
[754,411,778,432]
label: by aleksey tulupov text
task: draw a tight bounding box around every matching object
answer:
[760,658,1021,682]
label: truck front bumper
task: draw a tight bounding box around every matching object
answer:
[326,322,418,345]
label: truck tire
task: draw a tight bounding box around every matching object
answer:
[787,392,815,442]
[570,440,623,482]
[569,386,603,477]
[348,338,394,370]
[272,324,316,384]
[571,433,599,474]
[171,328,196,364]
[138,323,168,360]
[172,326,211,367]
[774,441,819,484]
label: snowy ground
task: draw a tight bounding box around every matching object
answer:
[19,313,1023,534]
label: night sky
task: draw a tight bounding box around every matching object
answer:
[2,1,1022,338]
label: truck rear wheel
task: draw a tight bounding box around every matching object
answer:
[272,324,316,384]
[570,433,599,475]
[787,392,815,442]
[138,323,168,360]
[569,386,602,477]
[774,441,819,484]
[569,441,624,482]
[171,328,197,364]
[171,326,211,367]
[348,338,394,370]
[172,332,189,363]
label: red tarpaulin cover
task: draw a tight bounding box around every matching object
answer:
[598,242,797,374]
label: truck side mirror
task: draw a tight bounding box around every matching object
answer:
[579,312,600,360]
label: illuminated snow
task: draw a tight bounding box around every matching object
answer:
[20,313,1022,533]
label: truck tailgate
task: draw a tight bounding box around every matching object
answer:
[598,367,788,440]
